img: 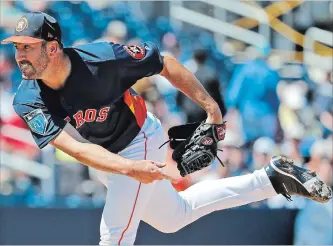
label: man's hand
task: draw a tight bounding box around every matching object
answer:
[128,160,178,184]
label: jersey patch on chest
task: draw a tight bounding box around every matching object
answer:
[23,109,49,135]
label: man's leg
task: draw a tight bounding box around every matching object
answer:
[99,175,156,245]
[143,156,332,233]
[142,168,276,233]
[99,113,168,245]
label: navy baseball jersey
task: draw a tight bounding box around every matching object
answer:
[13,41,164,152]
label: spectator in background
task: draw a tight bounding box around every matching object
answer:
[226,46,280,145]
[21,1,48,12]
[216,41,237,92]
[97,20,128,44]
[279,80,321,135]
[219,130,247,177]
[280,136,305,167]
[250,137,277,171]
[86,0,110,10]
[311,69,333,136]
[177,49,227,123]
[305,139,333,182]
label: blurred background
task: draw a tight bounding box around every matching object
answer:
[0,0,332,245]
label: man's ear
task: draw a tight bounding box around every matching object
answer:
[48,41,58,57]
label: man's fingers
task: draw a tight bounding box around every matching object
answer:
[147,161,178,183]
[161,171,179,184]
[154,162,166,168]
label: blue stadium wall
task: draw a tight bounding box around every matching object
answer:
[0,208,297,244]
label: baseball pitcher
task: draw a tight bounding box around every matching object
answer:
[2,12,331,245]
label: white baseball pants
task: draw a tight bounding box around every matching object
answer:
[97,112,277,245]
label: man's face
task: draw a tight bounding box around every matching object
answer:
[14,42,50,79]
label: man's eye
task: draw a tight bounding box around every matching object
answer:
[23,45,30,49]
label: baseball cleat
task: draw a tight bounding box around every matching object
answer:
[265,156,332,203]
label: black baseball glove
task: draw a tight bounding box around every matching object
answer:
[160,121,227,177]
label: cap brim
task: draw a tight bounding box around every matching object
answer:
[1,36,43,44]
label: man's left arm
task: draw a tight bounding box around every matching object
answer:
[159,56,223,124]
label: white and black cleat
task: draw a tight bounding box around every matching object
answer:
[265,156,332,203]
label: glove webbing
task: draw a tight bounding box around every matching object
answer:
[183,124,225,167]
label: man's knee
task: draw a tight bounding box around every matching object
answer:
[151,222,183,234]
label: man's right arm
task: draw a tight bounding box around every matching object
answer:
[50,127,131,174]
[13,90,176,184]
[50,125,177,184]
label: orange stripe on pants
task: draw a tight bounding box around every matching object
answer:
[117,132,148,245]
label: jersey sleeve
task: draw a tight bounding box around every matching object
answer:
[111,41,164,87]
[13,103,67,149]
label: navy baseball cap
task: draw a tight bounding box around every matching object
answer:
[1,12,62,44]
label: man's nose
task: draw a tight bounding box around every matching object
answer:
[15,51,26,62]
